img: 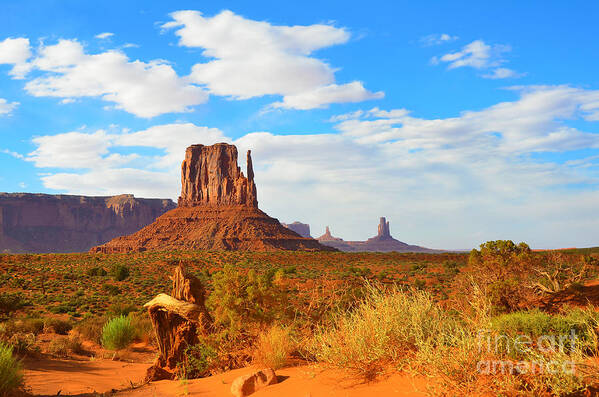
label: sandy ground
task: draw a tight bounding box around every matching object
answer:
[23,357,149,396]
[120,365,429,397]
[23,357,431,397]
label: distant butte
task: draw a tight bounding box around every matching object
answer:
[317,217,440,253]
[92,143,334,253]
[282,222,312,238]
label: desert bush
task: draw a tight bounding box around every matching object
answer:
[207,264,288,336]
[0,331,38,357]
[19,318,45,335]
[0,343,22,396]
[43,318,72,335]
[87,266,107,277]
[47,336,69,357]
[102,284,121,296]
[76,315,107,344]
[129,312,154,344]
[466,240,534,312]
[0,292,28,315]
[490,307,599,357]
[253,325,294,369]
[531,252,598,295]
[107,303,137,317]
[178,342,218,379]
[111,265,130,281]
[101,316,135,351]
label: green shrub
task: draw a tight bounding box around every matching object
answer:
[0,292,28,315]
[111,265,130,281]
[101,316,135,351]
[490,307,599,356]
[102,284,121,296]
[0,343,22,395]
[87,266,107,277]
[207,264,288,336]
[178,342,218,379]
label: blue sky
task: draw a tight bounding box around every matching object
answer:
[1,0,598,249]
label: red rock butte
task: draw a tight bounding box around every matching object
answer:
[92,143,333,253]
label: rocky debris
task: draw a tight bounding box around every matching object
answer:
[230,368,278,397]
[317,218,441,253]
[178,144,257,208]
[144,265,212,381]
[93,143,334,253]
[0,193,175,253]
[282,221,311,238]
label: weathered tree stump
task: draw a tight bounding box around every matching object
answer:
[144,264,212,381]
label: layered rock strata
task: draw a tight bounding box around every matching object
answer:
[0,193,175,253]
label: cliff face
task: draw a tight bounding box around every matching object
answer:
[178,144,257,208]
[93,143,333,253]
[0,193,175,253]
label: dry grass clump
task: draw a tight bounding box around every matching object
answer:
[308,282,599,395]
[253,325,295,369]
[47,335,85,358]
[309,282,462,380]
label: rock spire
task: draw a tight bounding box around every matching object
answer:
[377,217,391,239]
[178,143,257,208]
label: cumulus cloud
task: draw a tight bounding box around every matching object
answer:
[0,98,19,115]
[22,39,208,118]
[0,37,32,78]
[163,10,382,109]
[419,33,458,46]
[433,39,522,79]
[25,85,599,248]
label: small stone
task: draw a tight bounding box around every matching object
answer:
[230,368,278,397]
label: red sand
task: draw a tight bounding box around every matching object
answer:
[23,358,431,396]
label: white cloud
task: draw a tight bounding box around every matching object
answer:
[420,33,458,46]
[271,82,384,110]
[22,39,208,118]
[26,85,599,248]
[0,98,19,115]
[163,10,382,109]
[1,148,24,159]
[0,37,32,78]
[483,67,522,79]
[95,32,114,39]
[434,39,521,79]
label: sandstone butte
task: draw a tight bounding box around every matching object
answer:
[317,217,440,253]
[92,143,333,253]
[0,193,175,253]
